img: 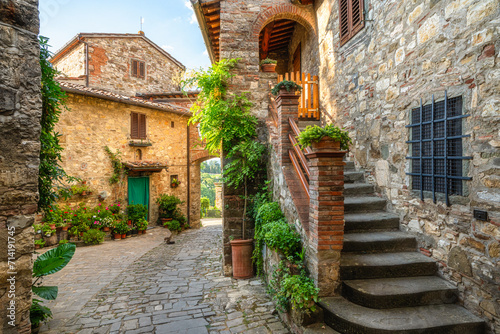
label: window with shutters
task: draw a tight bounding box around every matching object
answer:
[131,112,147,139]
[131,59,146,79]
[339,0,365,46]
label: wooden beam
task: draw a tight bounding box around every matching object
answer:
[260,21,275,60]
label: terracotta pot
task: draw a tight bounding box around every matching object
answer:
[230,239,254,279]
[35,244,40,249]
[113,233,121,240]
[103,227,110,232]
[49,224,56,230]
[261,63,277,72]
[62,226,68,231]
[121,234,126,239]
[310,137,341,151]
[80,232,84,237]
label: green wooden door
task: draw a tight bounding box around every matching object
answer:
[128,177,149,217]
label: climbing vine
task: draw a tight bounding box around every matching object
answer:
[104,146,125,184]
[38,36,79,212]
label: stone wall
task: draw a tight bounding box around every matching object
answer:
[314,0,500,331]
[53,43,85,78]
[55,92,201,227]
[0,0,42,332]
[53,36,184,96]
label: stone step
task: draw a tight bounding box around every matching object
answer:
[344,171,364,183]
[342,276,458,309]
[320,296,485,334]
[344,183,374,196]
[343,231,417,253]
[344,196,386,212]
[344,161,355,171]
[344,212,400,233]
[340,252,437,280]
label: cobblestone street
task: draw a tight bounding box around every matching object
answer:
[40,219,289,334]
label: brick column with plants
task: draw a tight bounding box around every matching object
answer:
[305,138,346,297]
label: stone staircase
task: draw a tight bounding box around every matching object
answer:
[318,162,485,333]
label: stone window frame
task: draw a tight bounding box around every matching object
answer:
[339,0,365,46]
[131,112,147,140]
[131,59,146,79]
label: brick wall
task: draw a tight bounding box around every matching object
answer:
[0,0,42,332]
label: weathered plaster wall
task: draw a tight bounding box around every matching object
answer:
[53,36,184,96]
[53,43,85,78]
[314,0,500,330]
[55,93,201,227]
[0,0,41,332]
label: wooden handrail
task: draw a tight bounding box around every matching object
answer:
[289,133,310,178]
[289,150,310,199]
[288,117,312,155]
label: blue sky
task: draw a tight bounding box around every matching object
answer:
[39,0,211,69]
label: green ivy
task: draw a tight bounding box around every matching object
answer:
[38,36,79,212]
[104,146,125,184]
[296,124,352,150]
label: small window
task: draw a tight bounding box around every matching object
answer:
[339,0,365,45]
[171,121,175,128]
[406,93,471,206]
[131,59,146,79]
[131,112,147,139]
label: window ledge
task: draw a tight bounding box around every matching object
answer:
[129,140,152,147]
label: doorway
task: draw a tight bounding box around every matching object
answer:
[128,176,150,218]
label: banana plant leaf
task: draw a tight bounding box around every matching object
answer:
[32,285,58,300]
[33,243,76,277]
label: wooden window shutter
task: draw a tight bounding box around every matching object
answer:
[131,112,139,138]
[339,0,364,45]
[131,60,138,77]
[138,114,146,139]
[139,61,145,78]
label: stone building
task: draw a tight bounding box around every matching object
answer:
[193,0,499,332]
[0,1,41,332]
[54,82,207,227]
[50,32,185,96]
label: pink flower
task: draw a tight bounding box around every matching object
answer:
[117,204,120,207]
[99,203,102,206]
[106,207,109,210]
[98,210,100,213]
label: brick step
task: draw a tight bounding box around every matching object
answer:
[343,231,417,253]
[344,212,400,233]
[340,252,437,280]
[320,296,485,334]
[342,276,458,309]
[344,196,386,212]
[344,183,374,196]
[344,171,364,183]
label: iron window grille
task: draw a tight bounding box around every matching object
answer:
[406,92,471,206]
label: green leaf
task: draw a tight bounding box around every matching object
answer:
[33,243,76,277]
[32,286,58,300]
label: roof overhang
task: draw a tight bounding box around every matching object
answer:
[191,0,220,63]
[123,161,168,173]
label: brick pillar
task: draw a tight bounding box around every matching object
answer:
[305,138,346,297]
[276,92,300,167]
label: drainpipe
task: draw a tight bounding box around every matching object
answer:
[187,124,191,226]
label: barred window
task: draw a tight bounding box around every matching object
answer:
[406,93,471,206]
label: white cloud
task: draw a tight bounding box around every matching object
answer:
[162,45,175,51]
[184,1,197,24]
[203,50,208,56]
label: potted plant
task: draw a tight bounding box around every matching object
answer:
[271,80,302,96]
[33,224,43,235]
[34,239,45,249]
[260,58,277,72]
[296,124,352,152]
[114,222,129,239]
[156,194,184,224]
[170,178,181,188]
[136,218,148,234]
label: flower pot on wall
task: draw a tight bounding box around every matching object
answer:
[261,63,277,73]
[114,233,121,240]
[230,239,254,279]
[311,137,341,151]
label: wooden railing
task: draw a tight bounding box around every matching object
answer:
[288,117,310,198]
[278,72,319,120]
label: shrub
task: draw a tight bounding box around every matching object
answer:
[127,203,148,223]
[255,202,284,227]
[135,218,148,231]
[113,222,129,235]
[201,197,210,217]
[59,239,69,245]
[34,240,46,248]
[164,219,181,232]
[82,229,105,245]
[156,194,184,218]
[296,124,352,151]
[262,219,302,258]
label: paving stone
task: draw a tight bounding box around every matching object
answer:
[39,220,289,334]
